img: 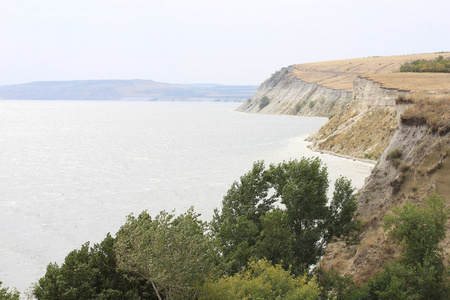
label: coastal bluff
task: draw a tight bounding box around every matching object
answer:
[239,52,450,284]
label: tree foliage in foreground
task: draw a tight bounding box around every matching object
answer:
[0,281,20,300]
[199,258,321,300]
[33,234,156,300]
[114,208,218,300]
[212,158,358,275]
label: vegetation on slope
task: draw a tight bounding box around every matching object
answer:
[400,55,450,73]
[321,194,449,300]
[310,103,397,161]
[399,94,450,135]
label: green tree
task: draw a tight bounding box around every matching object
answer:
[268,158,330,273]
[33,234,156,300]
[115,208,218,300]
[199,258,321,300]
[211,161,275,273]
[212,158,358,275]
[0,282,20,300]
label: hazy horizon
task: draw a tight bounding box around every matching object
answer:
[1,0,450,86]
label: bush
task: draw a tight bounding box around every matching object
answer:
[295,102,304,113]
[400,55,450,73]
[199,259,321,300]
[259,96,270,109]
[352,194,450,299]
[387,148,402,160]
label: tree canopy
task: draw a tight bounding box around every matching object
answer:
[32,157,362,300]
[212,158,358,275]
[114,208,219,300]
[199,259,321,300]
[33,234,156,300]
[0,282,20,300]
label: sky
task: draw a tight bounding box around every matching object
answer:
[1,0,449,86]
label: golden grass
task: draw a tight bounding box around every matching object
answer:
[400,94,450,135]
[360,73,450,93]
[291,53,450,91]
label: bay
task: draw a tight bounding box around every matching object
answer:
[0,100,373,293]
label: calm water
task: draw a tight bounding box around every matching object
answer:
[0,100,373,293]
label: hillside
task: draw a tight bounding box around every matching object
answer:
[0,80,257,101]
[239,52,450,285]
[320,93,450,284]
[237,52,450,117]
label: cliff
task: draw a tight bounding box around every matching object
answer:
[320,102,449,284]
[306,76,407,161]
[239,52,450,285]
[237,53,450,118]
[236,66,352,117]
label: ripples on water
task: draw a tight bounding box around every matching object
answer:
[0,100,373,292]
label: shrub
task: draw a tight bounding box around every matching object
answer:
[398,161,410,172]
[295,102,304,113]
[387,148,402,160]
[400,55,450,73]
[259,96,270,109]
[350,194,450,299]
[199,259,321,300]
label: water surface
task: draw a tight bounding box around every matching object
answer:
[0,100,373,293]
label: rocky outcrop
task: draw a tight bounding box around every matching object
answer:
[236,67,352,117]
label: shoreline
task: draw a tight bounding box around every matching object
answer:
[307,145,377,166]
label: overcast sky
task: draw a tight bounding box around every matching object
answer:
[1,0,449,86]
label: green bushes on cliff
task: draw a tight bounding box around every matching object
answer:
[400,55,450,73]
[319,193,450,300]
[259,96,271,109]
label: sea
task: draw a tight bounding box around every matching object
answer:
[0,100,373,294]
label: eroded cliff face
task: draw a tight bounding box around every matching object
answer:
[236,67,352,117]
[307,77,408,161]
[320,121,450,284]
[239,55,450,285]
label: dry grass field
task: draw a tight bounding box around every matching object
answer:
[360,73,450,93]
[291,52,450,91]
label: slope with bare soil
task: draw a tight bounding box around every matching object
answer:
[319,93,450,284]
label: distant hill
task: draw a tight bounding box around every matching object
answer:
[0,79,257,101]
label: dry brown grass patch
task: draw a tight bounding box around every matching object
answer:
[400,94,450,135]
[360,73,450,93]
